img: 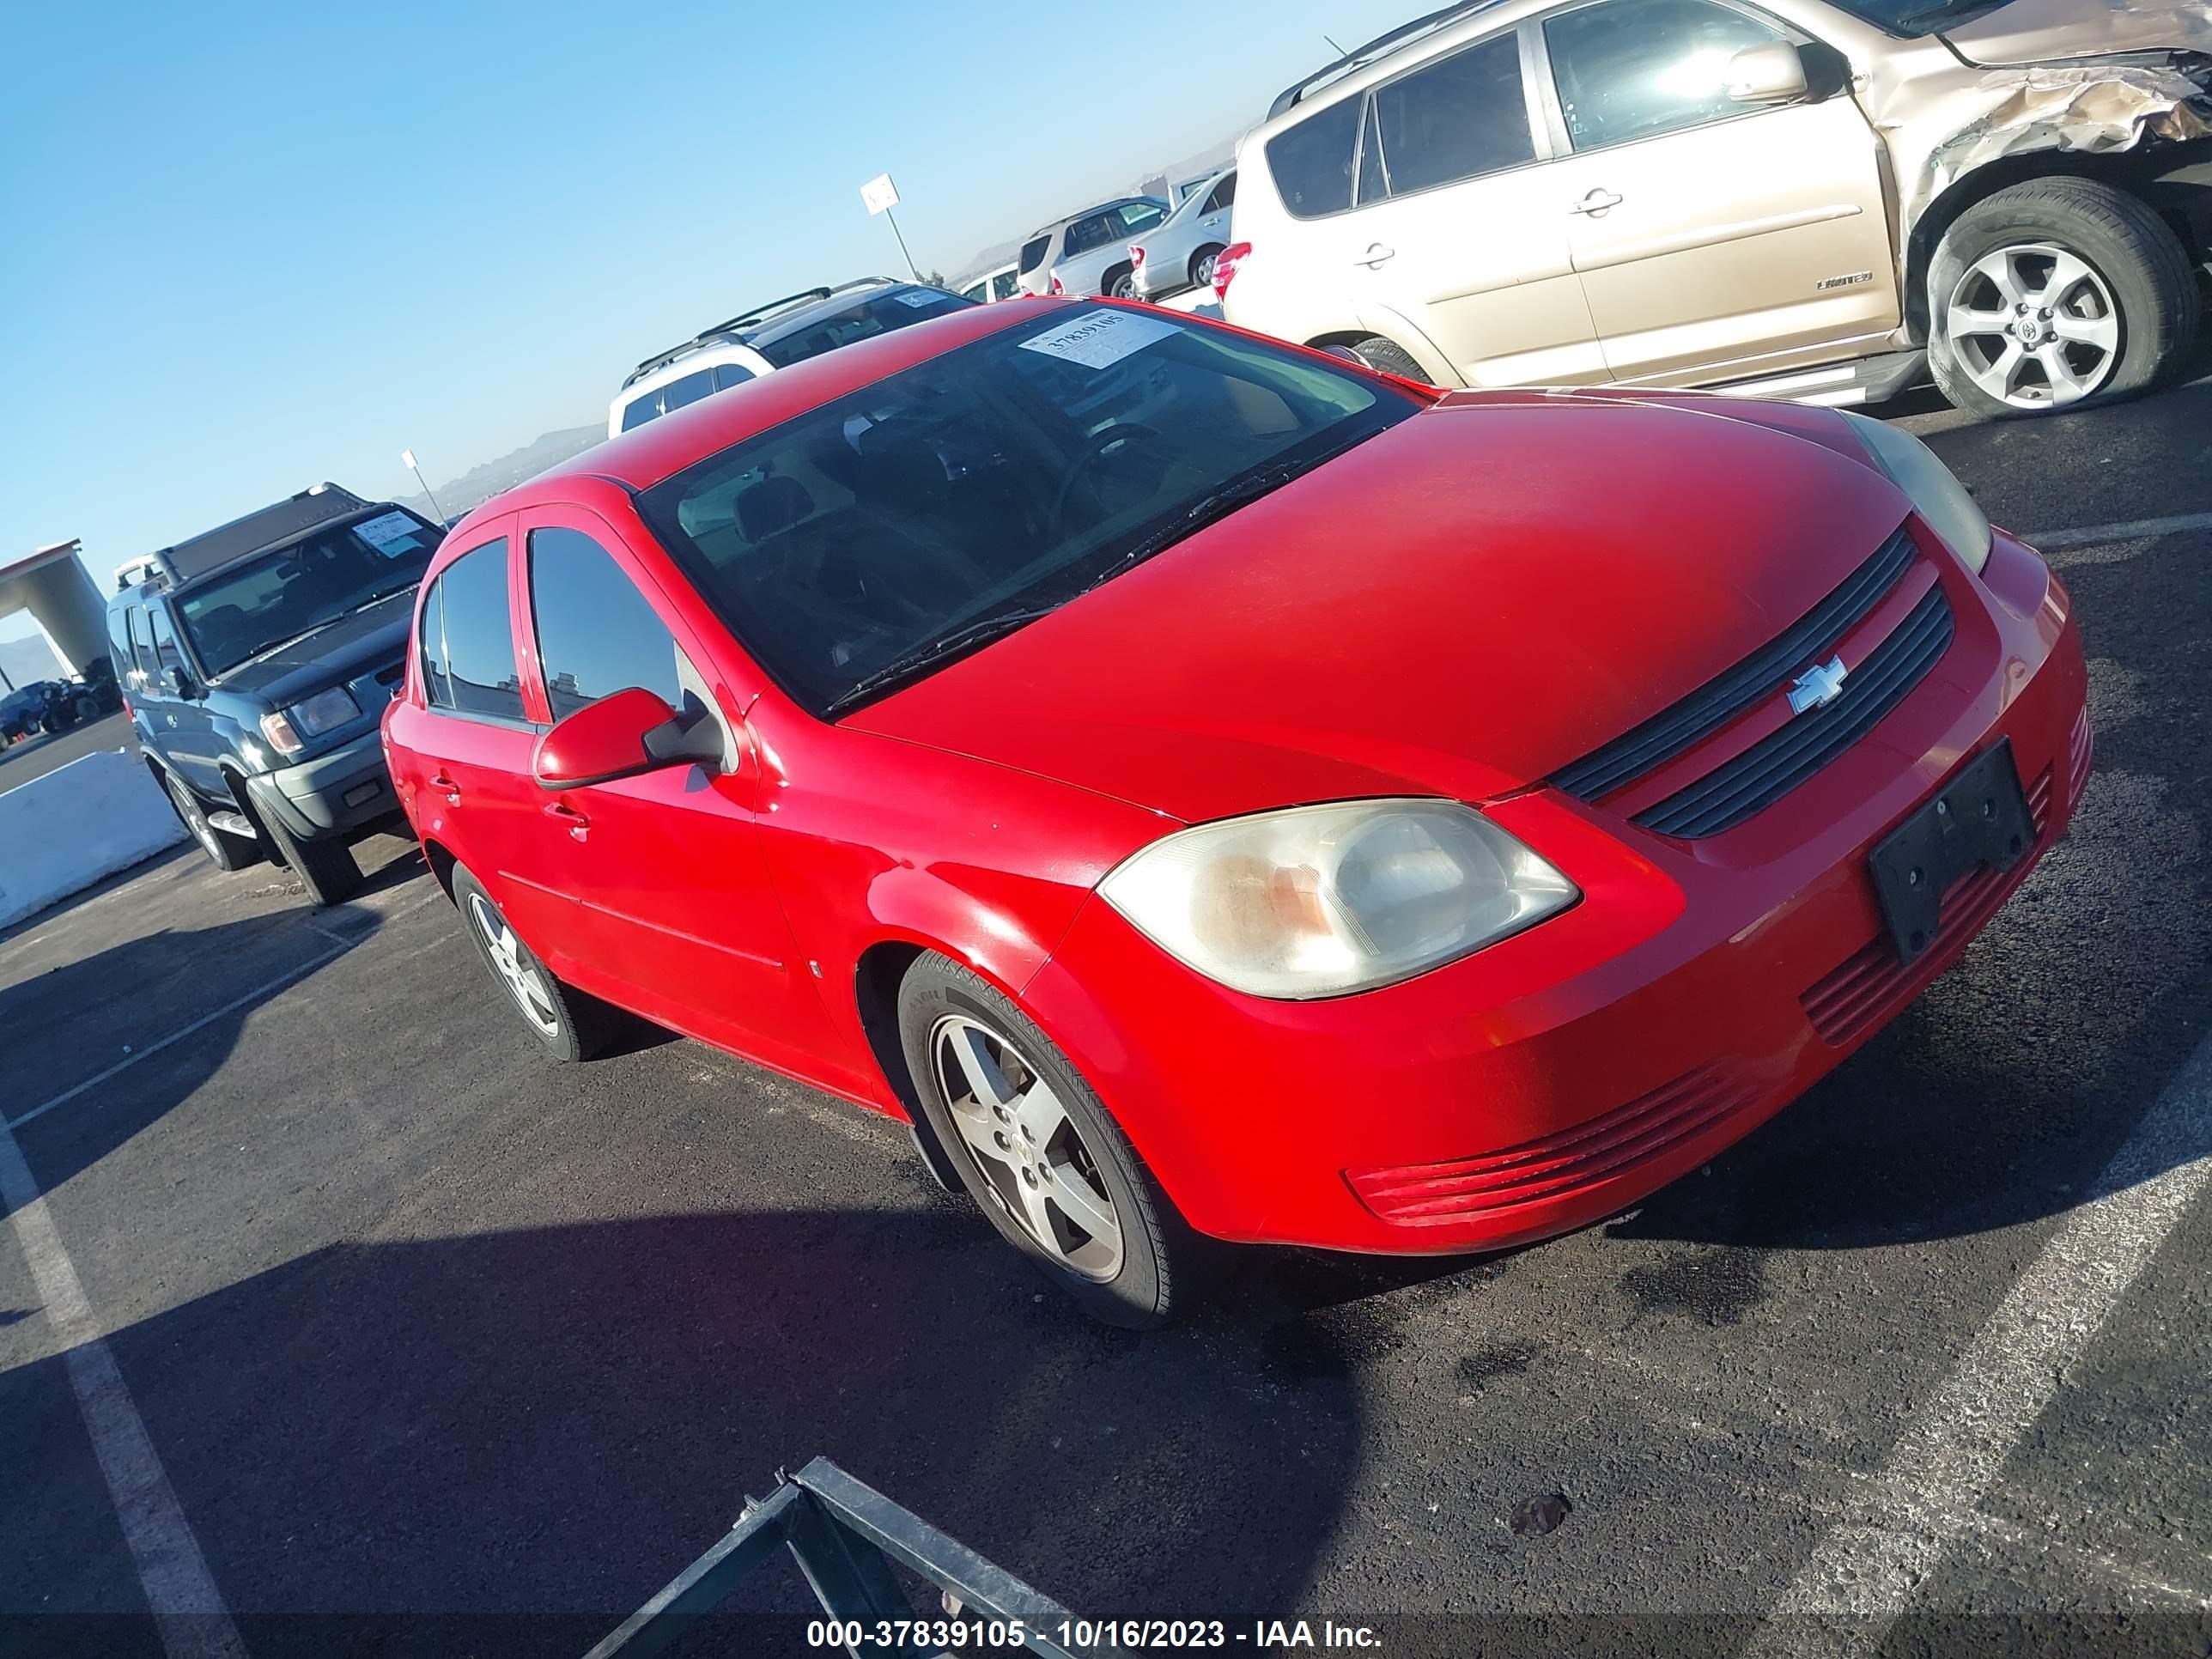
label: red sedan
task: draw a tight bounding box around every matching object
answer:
[382,299,2088,1326]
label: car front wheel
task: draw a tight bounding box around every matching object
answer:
[897,953,1184,1327]
[1929,179,2197,416]
[164,772,258,872]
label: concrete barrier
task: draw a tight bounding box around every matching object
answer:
[0,748,187,930]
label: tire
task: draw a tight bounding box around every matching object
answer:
[1333,335,1431,381]
[257,802,362,907]
[1928,178,2197,417]
[1108,268,1137,301]
[163,771,258,873]
[450,865,622,1061]
[896,953,1187,1328]
[1190,244,1225,290]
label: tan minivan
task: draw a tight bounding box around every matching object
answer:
[1221,0,2212,416]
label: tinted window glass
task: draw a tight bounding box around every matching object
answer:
[992,270,1020,301]
[963,282,988,302]
[1060,213,1114,258]
[1018,234,1051,275]
[106,605,135,685]
[126,606,156,678]
[1372,34,1534,193]
[1357,99,1389,204]
[418,578,450,706]
[148,608,186,676]
[528,527,688,720]
[1546,0,1785,151]
[1266,97,1361,219]
[1204,173,1237,212]
[713,362,757,392]
[756,289,973,368]
[422,539,523,720]
[1120,200,1165,233]
[637,311,1412,716]
[173,512,440,677]
[620,392,662,432]
[660,368,717,412]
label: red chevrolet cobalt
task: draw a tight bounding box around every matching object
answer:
[384,300,2088,1325]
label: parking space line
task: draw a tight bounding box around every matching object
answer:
[1741,1028,2212,1656]
[0,1123,246,1659]
[2027,509,2212,550]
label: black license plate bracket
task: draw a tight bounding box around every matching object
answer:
[1868,738,2033,965]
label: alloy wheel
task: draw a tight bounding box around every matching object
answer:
[930,1013,1124,1280]
[1194,252,1217,288]
[1944,243,2121,408]
[467,891,561,1037]
[167,776,222,860]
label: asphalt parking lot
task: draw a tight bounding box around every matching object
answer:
[5,374,2212,1659]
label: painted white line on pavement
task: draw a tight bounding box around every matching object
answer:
[1742,1028,2212,1657]
[0,1123,246,1659]
[2027,509,2212,550]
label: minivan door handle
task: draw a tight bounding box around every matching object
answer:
[1352,243,1396,269]
[543,799,590,842]
[430,771,461,805]
[1569,189,1624,216]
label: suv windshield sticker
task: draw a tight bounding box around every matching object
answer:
[893,289,939,308]
[355,510,428,555]
[1018,308,1179,372]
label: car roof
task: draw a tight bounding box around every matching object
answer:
[1025,197,1164,238]
[1265,0,1511,118]
[616,278,931,395]
[462,297,1085,532]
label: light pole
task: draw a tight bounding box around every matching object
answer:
[400,448,450,526]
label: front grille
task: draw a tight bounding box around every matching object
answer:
[1346,1063,1759,1225]
[1801,764,2053,1046]
[1635,583,1954,839]
[1551,526,1916,803]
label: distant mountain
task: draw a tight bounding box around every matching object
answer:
[396,424,606,525]
[0,635,64,690]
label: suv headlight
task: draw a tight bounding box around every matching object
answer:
[1098,799,1577,1000]
[260,686,360,755]
[1838,410,1990,574]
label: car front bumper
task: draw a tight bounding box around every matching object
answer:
[245,726,400,842]
[1018,529,2092,1255]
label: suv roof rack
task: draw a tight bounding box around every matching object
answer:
[1267,0,1505,117]
[620,280,908,390]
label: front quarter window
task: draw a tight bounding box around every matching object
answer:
[636,308,1417,717]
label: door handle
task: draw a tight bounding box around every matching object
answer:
[430,771,461,805]
[1569,189,1624,217]
[1352,242,1396,269]
[543,799,590,842]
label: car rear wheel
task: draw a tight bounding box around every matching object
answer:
[1108,268,1137,301]
[451,866,621,1061]
[164,772,258,872]
[256,803,361,906]
[1190,244,1225,290]
[896,953,1184,1328]
[1929,179,2197,417]
[1329,336,1431,382]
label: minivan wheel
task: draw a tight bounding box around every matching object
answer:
[1929,179,2197,417]
[164,772,258,872]
[257,805,361,906]
[896,953,1185,1328]
[1331,336,1431,382]
[451,866,621,1061]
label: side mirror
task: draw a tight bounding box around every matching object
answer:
[1725,41,1808,105]
[160,665,193,698]
[532,686,724,789]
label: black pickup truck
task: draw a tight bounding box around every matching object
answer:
[108,484,444,904]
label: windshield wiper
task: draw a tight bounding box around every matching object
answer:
[823,605,1060,718]
[1073,446,1349,599]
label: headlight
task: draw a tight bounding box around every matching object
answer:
[1838,410,1990,574]
[1098,799,1578,1000]
[260,686,360,755]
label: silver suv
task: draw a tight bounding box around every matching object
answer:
[1222,0,2212,416]
[1015,197,1171,299]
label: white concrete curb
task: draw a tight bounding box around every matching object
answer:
[0,749,187,931]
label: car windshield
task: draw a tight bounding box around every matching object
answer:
[755,289,975,369]
[635,307,1418,716]
[175,510,444,677]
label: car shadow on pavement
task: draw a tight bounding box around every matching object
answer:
[1613,487,2212,1257]
[3,1208,1363,1657]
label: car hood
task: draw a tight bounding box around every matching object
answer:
[208,591,416,707]
[845,396,1909,825]
[1939,0,2212,65]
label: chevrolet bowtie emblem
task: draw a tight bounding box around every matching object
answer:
[1788,656,1849,714]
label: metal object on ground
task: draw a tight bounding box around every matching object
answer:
[586,1457,1117,1658]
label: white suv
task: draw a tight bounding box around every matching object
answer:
[607,279,972,437]
[1221,0,2210,416]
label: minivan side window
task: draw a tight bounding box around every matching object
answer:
[527,527,690,721]
[419,539,524,720]
[1371,33,1534,195]
[1544,0,1789,152]
[659,368,717,412]
[1266,96,1362,220]
[620,392,662,432]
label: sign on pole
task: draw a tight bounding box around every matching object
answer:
[860,173,900,216]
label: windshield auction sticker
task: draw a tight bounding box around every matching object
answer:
[354,510,426,553]
[1018,308,1178,371]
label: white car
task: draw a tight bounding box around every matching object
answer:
[607,279,972,437]
[1132,168,1238,301]
[959,263,1021,303]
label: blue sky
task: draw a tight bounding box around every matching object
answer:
[0,0,1387,650]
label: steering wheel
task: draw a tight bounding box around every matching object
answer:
[1047,422,1164,539]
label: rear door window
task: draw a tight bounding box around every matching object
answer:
[1266,96,1362,219]
[1544,0,1789,151]
[619,392,662,432]
[526,527,690,720]
[1203,173,1237,213]
[991,270,1020,301]
[419,539,524,720]
[659,368,717,412]
[1370,33,1534,195]
[1018,234,1052,275]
